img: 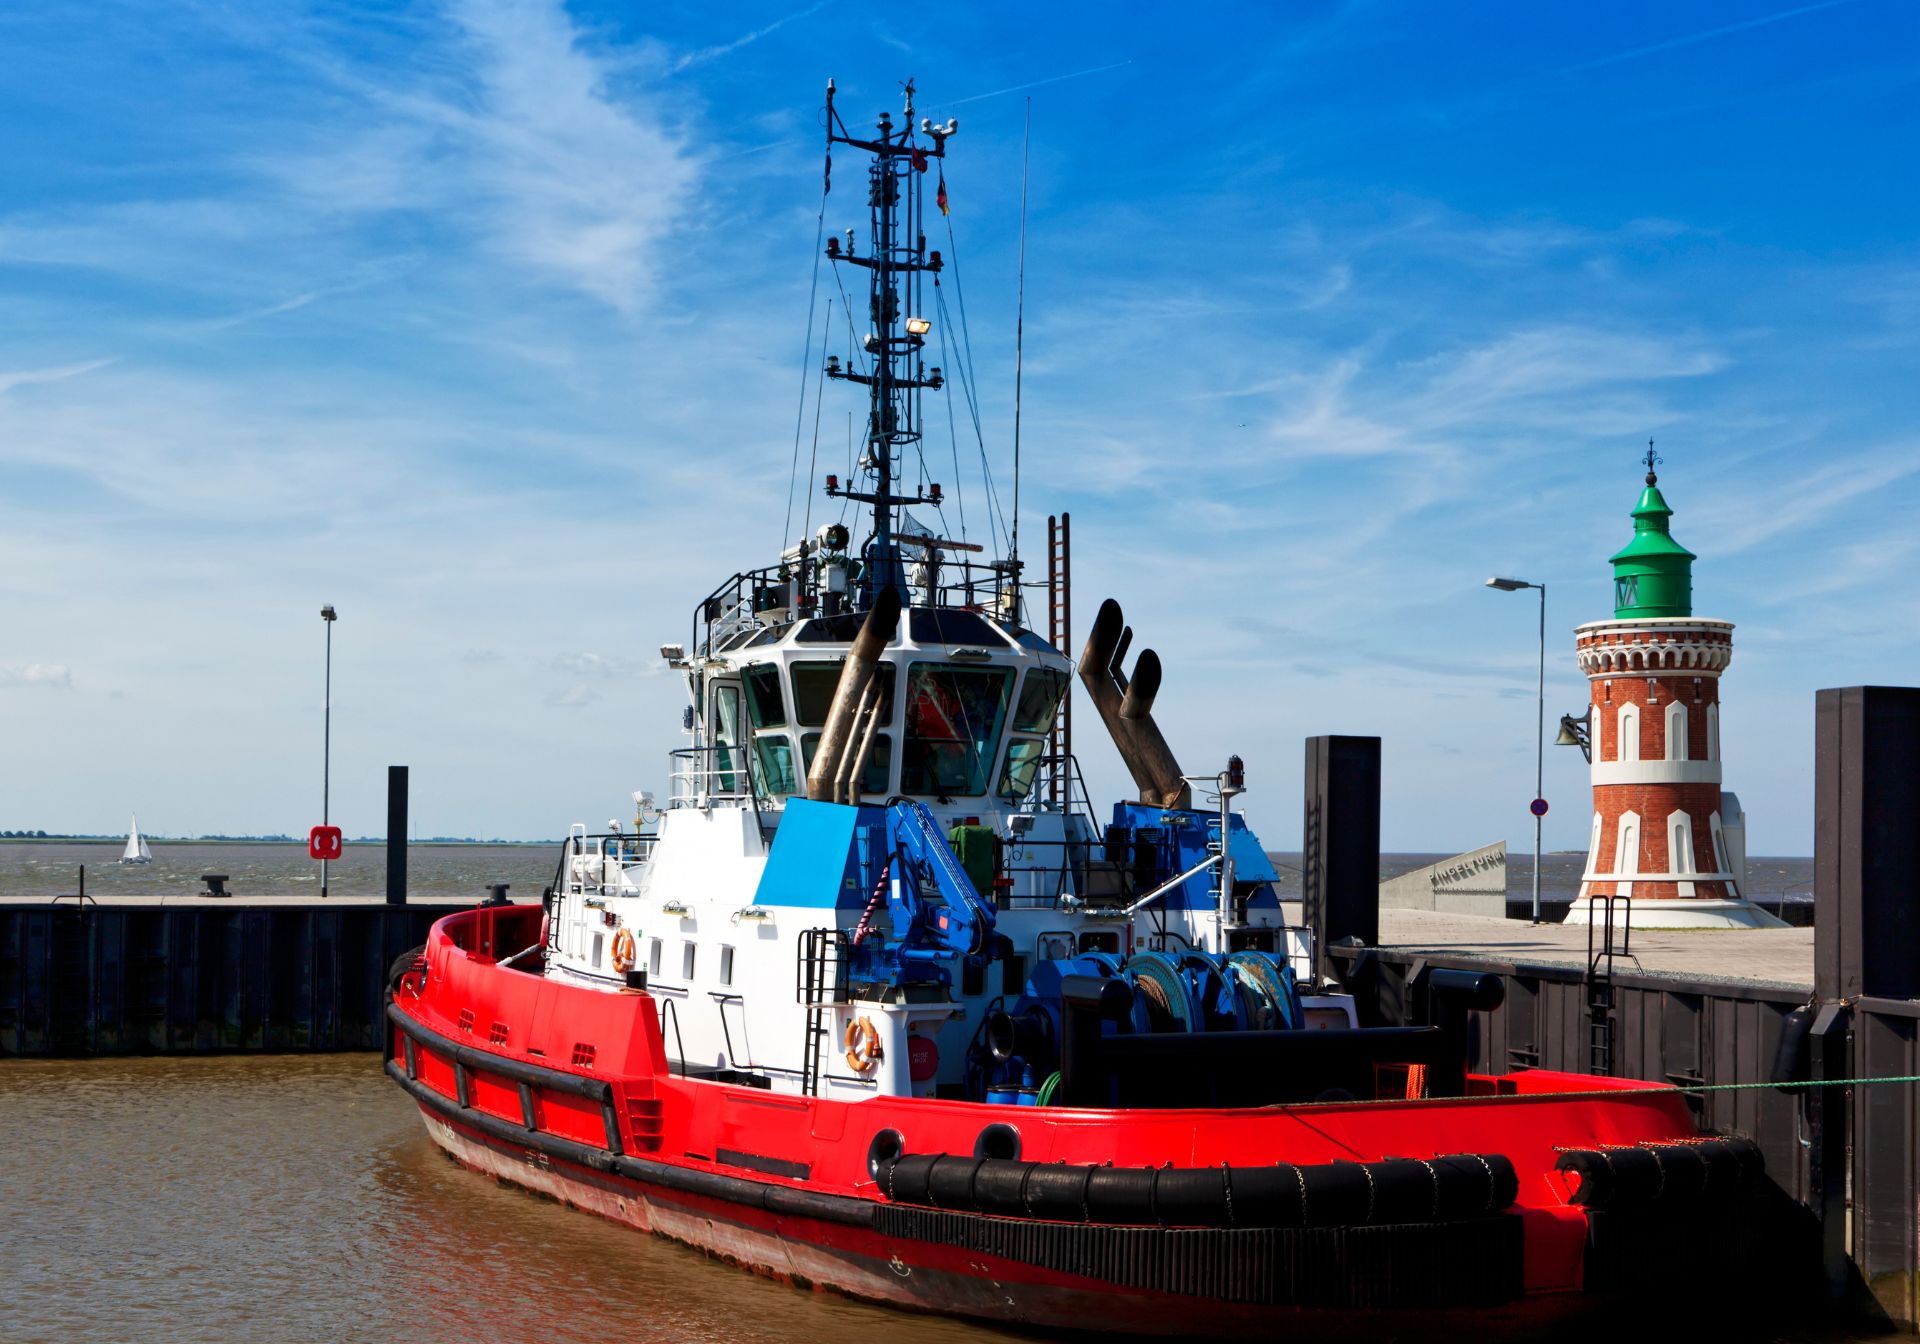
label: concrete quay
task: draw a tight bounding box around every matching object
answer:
[1376,906,1814,992]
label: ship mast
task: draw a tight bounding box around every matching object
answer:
[822,79,954,610]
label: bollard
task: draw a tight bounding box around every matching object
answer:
[1302,735,1382,989]
[386,765,409,906]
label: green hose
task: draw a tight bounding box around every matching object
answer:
[1035,1071,1061,1107]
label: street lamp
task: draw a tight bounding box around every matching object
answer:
[321,604,337,899]
[1485,576,1545,922]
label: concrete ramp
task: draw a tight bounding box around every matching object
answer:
[1379,842,1507,918]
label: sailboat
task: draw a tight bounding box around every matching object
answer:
[119,814,153,865]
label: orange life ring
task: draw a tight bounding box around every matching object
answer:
[843,1015,881,1073]
[610,927,637,974]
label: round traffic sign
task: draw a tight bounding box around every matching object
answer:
[1530,798,1549,818]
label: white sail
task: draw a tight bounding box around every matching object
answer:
[121,814,153,865]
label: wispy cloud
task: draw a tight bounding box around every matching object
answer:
[0,359,116,396]
[930,60,1133,110]
[1559,0,1861,74]
[0,664,74,690]
[552,651,644,677]
[670,2,828,74]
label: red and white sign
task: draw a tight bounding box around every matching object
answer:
[308,825,343,861]
[907,1034,940,1083]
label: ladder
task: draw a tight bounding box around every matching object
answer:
[1584,891,1631,1076]
[796,928,849,1096]
[1046,511,1071,807]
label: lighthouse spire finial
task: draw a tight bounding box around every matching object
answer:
[1643,439,1661,485]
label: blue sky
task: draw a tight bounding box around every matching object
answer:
[1,0,1914,850]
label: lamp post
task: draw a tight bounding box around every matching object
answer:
[321,604,336,899]
[1486,577,1545,922]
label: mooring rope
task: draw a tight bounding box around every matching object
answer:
[1274,1071,1920,1111]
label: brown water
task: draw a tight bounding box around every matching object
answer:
[0,1056,1016,1344]
[0,1057,1884,1343]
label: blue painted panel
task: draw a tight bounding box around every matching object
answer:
[753,799,876,910]
[1227,817,1279,882]
[1107,804,1284,910]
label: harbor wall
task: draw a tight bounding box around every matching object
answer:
[0,902,453,1056]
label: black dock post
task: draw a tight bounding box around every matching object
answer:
[1815,687,1920,1000]
[386,765,409,906]
[1302,735,1381,988]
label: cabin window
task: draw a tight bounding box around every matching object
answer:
[711,684,744,793]
[1012,667,1069,733]
[791,660,896,727]
[801,731,893,796]
[902,663,1015,796]
[648,938,662,976]
[681,941,697,980]
[719,946,735,987]
[998,738,1045,801]
[755,737,800,797]
[742,663,787,729]
[591,932,604,969]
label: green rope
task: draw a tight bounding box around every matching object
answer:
[1304,1071,1920,1111]
[1035,1071,1061,1107]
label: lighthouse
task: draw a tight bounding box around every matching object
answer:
[1564,452,1786,930]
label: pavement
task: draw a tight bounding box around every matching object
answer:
[1354,905,1814,992]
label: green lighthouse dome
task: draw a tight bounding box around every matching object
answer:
[1609,455,1694,618]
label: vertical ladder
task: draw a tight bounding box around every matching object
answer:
[1585,891,1631,1075]
[1046,511,1071,807]
[796,928,849,1096]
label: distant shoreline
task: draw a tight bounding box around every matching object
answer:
[0,837,558,847]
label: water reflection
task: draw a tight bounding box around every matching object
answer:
[0,1056,1017,1344]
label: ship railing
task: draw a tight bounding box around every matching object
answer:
[666,747,771,836]
[688,556,1049,657]
[1030,752,1104,835]
[550,826,657,899]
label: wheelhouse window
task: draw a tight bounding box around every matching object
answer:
[791,661,896,727]
[902,662,1014,797]
[742,663,798,796]
[755,738,800,797]
[800,732,892,796]
[710,684,744,793]
[999,738,1044,801]
[1012,667,1069,733]
[742,664,787,729]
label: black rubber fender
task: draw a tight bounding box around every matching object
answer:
[877,1150,1518,1229]
[1556,1136,1763,1210]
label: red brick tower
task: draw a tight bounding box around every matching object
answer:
[1566,455,1782,929]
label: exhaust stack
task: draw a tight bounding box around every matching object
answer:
[1079,598,1190,809]
[806,586,902,802]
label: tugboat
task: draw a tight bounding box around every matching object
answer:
[386,80,1766,1337]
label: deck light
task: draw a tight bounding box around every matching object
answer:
[905,316,932,336]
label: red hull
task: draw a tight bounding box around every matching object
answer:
[385,906,1750,1338]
